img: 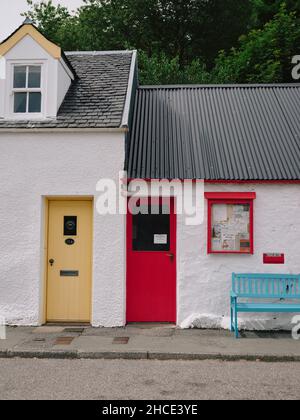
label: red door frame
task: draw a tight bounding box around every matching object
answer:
[126,197,177,323]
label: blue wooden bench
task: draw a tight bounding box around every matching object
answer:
[231,273,300,338]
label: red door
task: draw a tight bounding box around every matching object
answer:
[127,198,176,323]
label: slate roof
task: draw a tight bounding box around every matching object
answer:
[127,85,300,180]
[0,52,133,129]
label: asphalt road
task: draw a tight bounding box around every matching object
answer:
[0,359,299,400]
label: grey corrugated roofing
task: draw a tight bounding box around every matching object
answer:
[0,52,133,129]
[127,85,300,180]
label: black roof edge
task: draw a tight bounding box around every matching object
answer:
[61,51,78,80]
[139,83,300,89]
[0,20,77,79]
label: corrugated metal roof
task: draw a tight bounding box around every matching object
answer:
[127,85,300,180]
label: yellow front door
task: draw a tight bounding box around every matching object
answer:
[46,200,93,323]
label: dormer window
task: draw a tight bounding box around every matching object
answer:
[13,65,42,114]
[0,20,76,120]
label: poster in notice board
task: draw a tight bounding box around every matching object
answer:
[211,204,251,252]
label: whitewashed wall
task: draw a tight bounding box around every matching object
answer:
[0,131,126,327]
[178,183,300,331]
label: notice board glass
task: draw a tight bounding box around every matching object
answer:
[210,203,251,253]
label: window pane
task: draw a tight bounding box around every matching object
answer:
[211,203,250,252]
[28,92,41,113]
[133,203,170,252]
[13,66,27,88]
[14,92,27,113]
[28,66,41,88]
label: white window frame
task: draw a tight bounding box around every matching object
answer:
[9,61,45,119]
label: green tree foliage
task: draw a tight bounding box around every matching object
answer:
[24,0,252,65]
[213,5,300,83]
[25,0,77,50]
[22,1,300,84]
[138,51,211,85]
[251,0,300,27]
[199,0,253,67]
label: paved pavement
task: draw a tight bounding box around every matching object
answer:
[0,358,299,400]
[0,324,300,361]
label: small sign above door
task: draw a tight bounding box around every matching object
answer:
[154,234,168,245]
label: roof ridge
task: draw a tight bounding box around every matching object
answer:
[65,50,135,56]
[139,83,300,89]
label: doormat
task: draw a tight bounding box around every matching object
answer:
[55,337,74,345]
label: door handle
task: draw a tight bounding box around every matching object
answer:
[167,253,174,261]
[49,259,55,267]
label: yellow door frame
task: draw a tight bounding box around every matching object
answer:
[42,196,94,325]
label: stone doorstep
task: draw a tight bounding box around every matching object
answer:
[63,328,85,334]
[127,323,177,330]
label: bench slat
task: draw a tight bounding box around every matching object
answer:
[232,274,300,299]
[236,303,300,313]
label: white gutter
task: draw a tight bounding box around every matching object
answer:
[121,50,137,128]
[0,127,128,134]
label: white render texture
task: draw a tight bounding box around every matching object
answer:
[0,132,126,327]
[177,183,300,331]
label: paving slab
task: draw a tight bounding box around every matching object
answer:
[33,327,65,334]
[0,327,33,350]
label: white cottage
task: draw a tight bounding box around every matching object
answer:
[0,21,299,331]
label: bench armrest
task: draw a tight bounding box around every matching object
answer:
[230,291,237,298]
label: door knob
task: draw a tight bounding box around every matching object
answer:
[49,259,55,267]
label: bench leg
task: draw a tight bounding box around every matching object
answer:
[234,308,239,339]
[230,300,234,332]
